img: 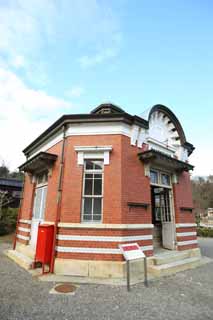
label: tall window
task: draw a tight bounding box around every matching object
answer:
[82,160,103,222]
[33,172,48,220]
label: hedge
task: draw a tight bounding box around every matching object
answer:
[0,207,18,236]
[197,227,213,238]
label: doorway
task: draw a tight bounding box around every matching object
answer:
[30,172,48,248]
[150,169,175,251]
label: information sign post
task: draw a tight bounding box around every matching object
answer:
[119,243,148,291]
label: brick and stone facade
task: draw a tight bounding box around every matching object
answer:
[14,103,199,277]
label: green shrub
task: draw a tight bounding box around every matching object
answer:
[197,227,213,237]
[0,207,18,236]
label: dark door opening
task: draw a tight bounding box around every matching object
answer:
[151,186,172,249]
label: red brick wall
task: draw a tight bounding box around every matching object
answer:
[19,173,34,220]
[59,135,123,224]
[173,171,198,250]
[121,136,152,224]
[173,171,195,224]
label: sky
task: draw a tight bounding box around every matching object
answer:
[0,0,212,176]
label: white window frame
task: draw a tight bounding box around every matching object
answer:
[81,160,104,223]
[150,168,172,188]
[33,172,48,220]
[75,146,112,165]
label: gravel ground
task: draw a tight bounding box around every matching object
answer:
[0,240,213,320]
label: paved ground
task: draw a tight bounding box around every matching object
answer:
[0,239,213,320]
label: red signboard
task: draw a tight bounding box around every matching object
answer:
[119,243,145,261]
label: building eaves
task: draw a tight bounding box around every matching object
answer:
[23,113,149,157]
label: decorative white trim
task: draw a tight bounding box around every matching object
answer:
[66,122,131,138]
[74,146,112,165]
[176,232,197,237]
[19,219,32,225]
[74,146,112,152]
[17,234,30,241]
[131,125,139,146]
[176,223,197,228]
[177,240,198,246]
[58,223,154,229]
[18,227,30,233]
[137,128,147,148]
[148,137,176,154]
[57,234,153,242]
[27,122,130,159]
[56,245,153,254]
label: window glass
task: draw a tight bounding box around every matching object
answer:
[161,173,170,186]
[94,178,102,195]
[33,188,42,219]
[82,160,103,222]
[85,160,103,170]
[84,177,93,195]
[93,198,102,215]
[150,170,158,184]
[85,160,94,170]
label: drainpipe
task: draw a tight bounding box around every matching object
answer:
[13,174,26,250]
[50,124,67,273]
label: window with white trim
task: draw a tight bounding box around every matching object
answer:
[150,169,171,187]
[82,160,103,222]
[33,172,48,220]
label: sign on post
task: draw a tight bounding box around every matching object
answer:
[119,243,148,291]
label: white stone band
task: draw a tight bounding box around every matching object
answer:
[176,232,197,237]
[177,240,198,246]
[19,219,32,225]
[58,223,154,229]
[176,223,197,228]
[17,234,30,241]
[56,245,153,254]
[18,227,30,233]
[57,234,153,242]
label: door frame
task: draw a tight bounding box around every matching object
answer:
[150,168,176,250]
[30,174,48,248]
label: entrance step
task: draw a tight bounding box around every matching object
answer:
[149,256,202,277]
[16,243,35,259]
[153,251,190,266]
[5,249,33,270]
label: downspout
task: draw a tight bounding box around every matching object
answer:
[13,174,26,250]
[50,124,67,273]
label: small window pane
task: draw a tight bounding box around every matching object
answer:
[83,198,92,215]
[84,178,93,195]
[150,170,158,184]
[33,188,42,219]
[93,215,101,221]
[94,174,102,179]
[85,174,93,179]
[85,160,94,170]
[40,186,47,219]
[161,174,170,186]
[83,215,92,221]
[94,161,103,170]
[93,198,102,215]
[94,179,102,195]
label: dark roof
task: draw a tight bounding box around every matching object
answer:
[19,152,58,174]
[91,103,125,114]
[138,149,194,172]
[0,178,23,188]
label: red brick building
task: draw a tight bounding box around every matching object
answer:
[13,103,200,278]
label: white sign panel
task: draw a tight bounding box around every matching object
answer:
[119,243,145,261]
